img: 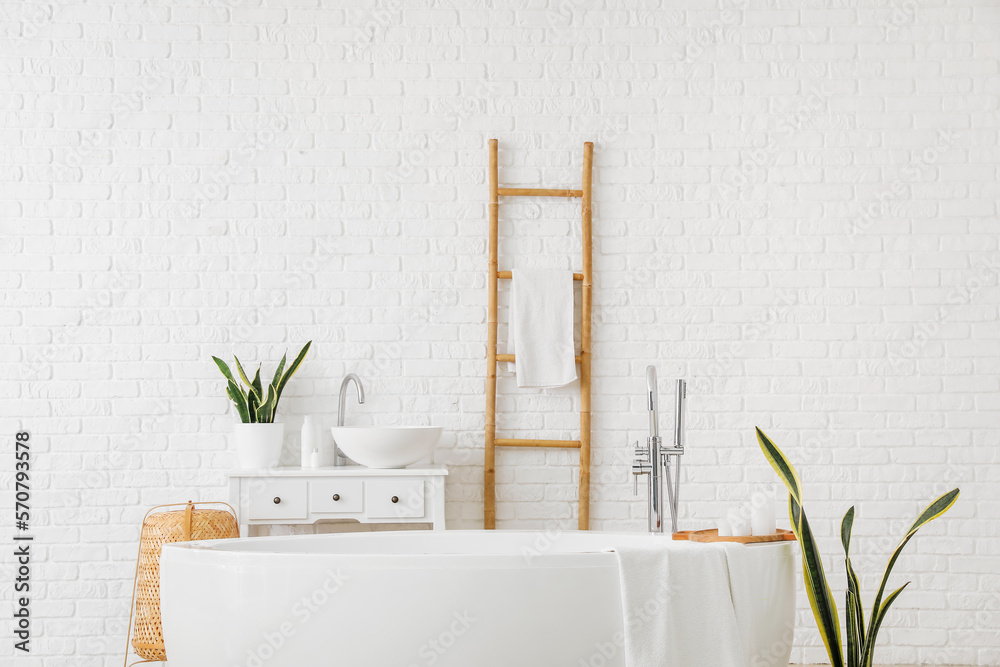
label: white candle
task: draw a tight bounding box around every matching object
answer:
[730,518,751,537]
[751,496,776,536]
[716,518,732,537]
[728,507,751,537]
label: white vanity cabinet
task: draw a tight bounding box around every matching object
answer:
[228,467,447,537]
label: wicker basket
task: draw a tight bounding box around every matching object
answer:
[126,501,238,665]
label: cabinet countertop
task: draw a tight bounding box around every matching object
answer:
[229,466,448,477]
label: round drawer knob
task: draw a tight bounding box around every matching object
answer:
[391,496,399,504]
[273,497,281,504]
[332,494,341,501]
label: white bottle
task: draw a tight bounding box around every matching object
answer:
[301,416,316,469]
[309,448,321,469]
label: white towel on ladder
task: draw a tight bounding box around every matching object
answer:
[507,269,577,388]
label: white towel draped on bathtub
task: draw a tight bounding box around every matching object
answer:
[608,541,754,667]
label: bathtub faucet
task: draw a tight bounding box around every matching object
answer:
[632,366,686,534]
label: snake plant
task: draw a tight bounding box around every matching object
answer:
[756,427,959,667]
[212,342,311,424]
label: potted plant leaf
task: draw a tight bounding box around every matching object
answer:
[756,427,959,667]
[213,342,311,469]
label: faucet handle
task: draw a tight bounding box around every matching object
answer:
[631,461,650,495]
[632,439,649,462]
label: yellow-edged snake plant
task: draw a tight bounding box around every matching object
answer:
[756,427,959,667]
[213,341,311,424]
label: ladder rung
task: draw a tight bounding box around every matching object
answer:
[496,354,582,364]
[496,438,582,448]
[497,271,584,281]
[497,187,582,198]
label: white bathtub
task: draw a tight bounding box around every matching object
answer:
[160,530,796,667]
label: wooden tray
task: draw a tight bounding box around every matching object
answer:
[672,528,797,544]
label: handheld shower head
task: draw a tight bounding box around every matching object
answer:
[646,365,658,438]
[674,379,686,450]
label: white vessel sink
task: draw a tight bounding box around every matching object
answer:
[330,426,441,469]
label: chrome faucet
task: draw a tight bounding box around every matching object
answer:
[336,374,365,465]
[337,373,365,427]
[632,366,686,534]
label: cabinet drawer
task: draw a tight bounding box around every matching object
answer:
[248,480,307,521]
[310,479,363,514]
[365,479,425,519]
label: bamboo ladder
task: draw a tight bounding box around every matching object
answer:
[484,138,593,530]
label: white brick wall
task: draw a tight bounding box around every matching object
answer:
[1,0,998,664]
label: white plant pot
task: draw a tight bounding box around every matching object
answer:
[233,423,284,469]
